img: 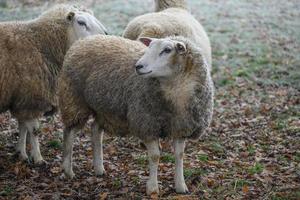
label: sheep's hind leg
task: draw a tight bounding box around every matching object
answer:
[91,122,105,176]
[62,128,76,179]
[16,122,28,161]
[26,119,44,164]
[173,138,189,193]
[144,139,160,195]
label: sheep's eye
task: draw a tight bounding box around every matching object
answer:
[160,47,172,56]
[77,20,87,27]
[164,48,172,53]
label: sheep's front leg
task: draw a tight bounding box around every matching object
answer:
[91,122,105,176]
[62,129,75,178]
[173,138,189,193]
[144,140,160,195]
[16,122,28,161]
[26,119,44,164]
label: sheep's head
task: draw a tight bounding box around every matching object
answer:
[66,6,108,46]
[136,37,188,78]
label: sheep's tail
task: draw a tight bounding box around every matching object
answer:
[154,0,188,12]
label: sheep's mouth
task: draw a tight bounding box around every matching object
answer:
[136,70,152,76]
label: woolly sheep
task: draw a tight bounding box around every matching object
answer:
[59,35,213,195]
[123,0,212,68]
[0,4,107,164]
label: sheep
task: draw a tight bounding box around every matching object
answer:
[0,4,107,164]
[123,0,212,68]
[59,34,214,195]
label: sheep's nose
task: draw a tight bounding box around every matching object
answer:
[135,64,144,70]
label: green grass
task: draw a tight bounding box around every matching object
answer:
[47,140,62,149]
[0,186,13,196]
[294,153,300,163]
[248,163,264,175]
[184,168,208,179]
[210,142,225,155]
[136,155,147,166]
[274,120,288,130]
[197,154,209,162]
[112,178,122,189]
[247,145,256,155]
[161,153,175,163]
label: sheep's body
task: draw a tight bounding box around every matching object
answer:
[123,0,211,67]
[60,35,213,194]
[0,5,107,163]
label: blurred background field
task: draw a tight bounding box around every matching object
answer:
[0,0,299,199]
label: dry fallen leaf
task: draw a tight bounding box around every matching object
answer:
[242,185,249,193]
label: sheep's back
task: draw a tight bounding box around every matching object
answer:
[62,35,146,119]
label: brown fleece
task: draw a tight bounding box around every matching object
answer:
[0,5,83,122]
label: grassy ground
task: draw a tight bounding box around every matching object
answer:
[0,0,299,199]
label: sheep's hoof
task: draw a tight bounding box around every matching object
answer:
[146,180,159,196]
[14,151,29,161]
[14,151,29,162]
[175,182,189,194]
[34,159,48,167]
[95,168,106,176]
[64,170,75,179]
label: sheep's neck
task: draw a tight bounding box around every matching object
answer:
[160,75,197,114]
[27,20,69,74]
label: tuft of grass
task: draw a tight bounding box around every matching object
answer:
[218,78,234,86]
[274,120,288,130]
[210,142,225,155]
[294,152,300,162]
[247,145,256,155]
[161,153,175,163]
[248,163,264,175]
[132,176,139,185]
[47,140,62,149]
[112,178,122,189]
[184,168,207,179]
[0,186,13,196]
[197,154,209,162]
[136,155,147,166]
[233,68,250,77]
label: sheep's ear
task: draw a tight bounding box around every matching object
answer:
[67,11,75,21]
[176,42,187,54]
[139,37,153,47]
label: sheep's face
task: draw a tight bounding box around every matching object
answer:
[136,37,187,78]
[66,9,107,46]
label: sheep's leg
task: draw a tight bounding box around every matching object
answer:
[173,138,189,193]
[62,129,75,178]
[91,122,105,176]
[26,119,44,164]
[144,140,160,195]
[16,122,28,161]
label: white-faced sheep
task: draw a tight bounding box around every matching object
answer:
[59,35,213,195]
[123,0,212,68]
[0,4,107,164]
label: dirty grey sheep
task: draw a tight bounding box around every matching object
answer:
[0,4,107,164]
[59,35,213,195]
